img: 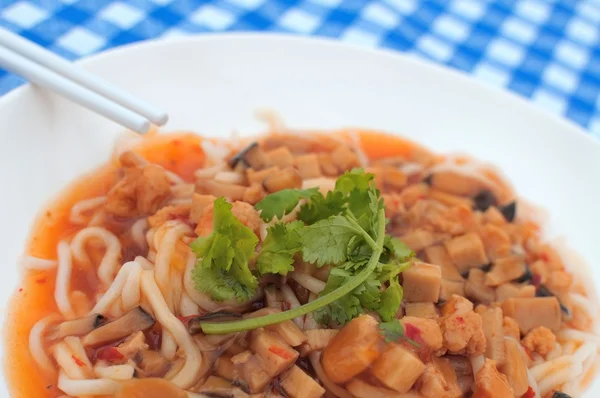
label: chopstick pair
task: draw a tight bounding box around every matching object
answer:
[0,28,168,133]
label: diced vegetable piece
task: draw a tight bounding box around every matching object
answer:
[521,326,556,357]
[134,350,170,378]
[317,153,338,176]
[267,147,294,168]
[196,180,246,201]
[503,317,520,340]
[429,189,474,208]
[247,166,279,185]
[430,171,486,197]
[263,167,303,193]
[440,279,466,302]
[242,354,271,393]
[418,358,462,398]
[321,315,382,384]
[371,343,425,393]
[298,329,339,356]
[479,224,511,261]
[485,256,526,287]
[117,331,147,359]
[242,183,266,205]
[346,379,412,398]
[501,297,561,333]
[215,355,235,381]
[229,142,268,169]
[499,338,529,396]
[495,283,535,301]
[405,302,438,319]
[402,262,442,303]
[294,154,322,179]
[280,365,325,398]
[200,375,232,390]
[115,378,187,398]
[82,307,155,347]
[190,193,216,223]
[401,316,443,350]
[465,269,496,304]
[475,306,505,364]
[434,357,462,397]
[483,207,507,226]
[401,229,447,252]
[472,359,514,398]
[444,232,489,273]
[423,245,463,282]
[331,145,360,172]
[250,329,298,377]
[266,318,307,347]
[382,168,408,190]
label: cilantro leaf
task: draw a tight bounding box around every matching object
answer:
[256,221,303,276]
[386,237,414,262]
[298,190,346,225]
[379,319,404,342]
[314,268,363,326]
[378,277,403,322]
[190,198,259,302]
[297,215,365,267]
[255,188,319,222]
[335,168,375,194]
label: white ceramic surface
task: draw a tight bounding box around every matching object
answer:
[1,34,599,397]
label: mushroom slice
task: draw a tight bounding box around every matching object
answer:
[82,307,155,347]
[48,314,107,340]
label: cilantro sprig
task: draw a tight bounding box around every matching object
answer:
[191,169,414,334]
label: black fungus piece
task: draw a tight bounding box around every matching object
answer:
[423,174,433,185]
[228,142,259,168]
[499,201,517,222]
[480,263,493,272]
[460,270,469,279]
[187,311,243,335]
[515,267,533,283]
[560,303,572,320]
[473,190,497,212]
[552,392,572,398]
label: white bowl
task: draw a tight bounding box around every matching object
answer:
[1,33,599,396]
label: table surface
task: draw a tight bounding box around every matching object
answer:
[1,0,599,138]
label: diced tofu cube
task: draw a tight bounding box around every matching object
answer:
[214,356,234,380]
[401,316,443,350]
[263,167,302,193]
[476,306,505,364]
[346,379,408,398]
[402,262,442,302]
[444,233,489,273]
[371,343,425,393]
[294,154,322,179]
[298,329,339,356]
[429,189,474,208]
[250,330,298,377]
[424,245,464,282]
[405,302,438,319]
[440,279,466,302]
[322,315,382,384]
[465,268,496,304]
[266,319,306,347]
[499,338,529,396]
[201,375,232,389]
[401,229,447,252]
[501,297,561,333]
[267,147,294,168]
[280,365,325,398]
[190,194,215,223]
[242,354,271,393]
[247,166,279,185]
[495,283,535,301]
[479,223,511,261]
[485,256,526,287]
[331,145,360,172]
[472,359,514,398]
[430,171,486,197]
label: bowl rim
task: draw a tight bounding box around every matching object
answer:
[1,32,598,150]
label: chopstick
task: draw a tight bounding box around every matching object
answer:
[0,28,168,133]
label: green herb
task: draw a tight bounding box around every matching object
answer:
[255,188,319,222]
[378,277,403,322]
[255,221,303,276]
[297,190,346,224]
[190,198,259,302]
[379,319,405,342]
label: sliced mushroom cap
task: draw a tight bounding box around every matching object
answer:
[82,307,155,347]
[48,313,106,340]
[499,201,516,222]
[229,142,267,170]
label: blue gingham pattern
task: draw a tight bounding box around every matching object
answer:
[1,0,600,137]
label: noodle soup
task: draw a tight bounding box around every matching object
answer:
[5,130,598,398]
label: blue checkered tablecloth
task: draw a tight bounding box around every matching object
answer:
[1,0,599,137]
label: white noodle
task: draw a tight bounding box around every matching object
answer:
[121,263,142,312]
[93,363,135,380]
[131,218,148,251]
[88,210,106,226]
[281,284,303,328]
[180,292,200,317]
[51,341,87,380]
[161,330,178,361]
[64,336,93,377]
[20,255,57,270]
[215,171,244,185]
[71,227,121,285]
[171,184,195,199]
[91,261,141,315]
[558,328,600,345]
[531,355,573,381]
[140,270,203,388]
[346,131,369,167]
[302,177,336,194]
[69,196,106,224]
[194,163,225,179]
[29,314,61,374]
[166,170,186,185]
[55,241,76,319]
[470,354,485,375]
[538,360,582,396]
[171,267,184,317]
[290,272,326,294]
[57,371,120,396]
